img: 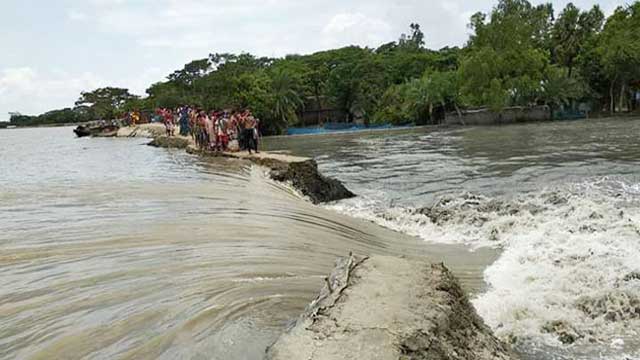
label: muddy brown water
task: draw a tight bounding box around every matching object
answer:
[1,126,495,360]
[2,118,639,359]
[264,117,640,360]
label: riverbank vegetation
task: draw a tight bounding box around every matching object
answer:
[10,0,640,133]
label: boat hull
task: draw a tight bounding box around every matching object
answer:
[74,124,119,138]
[73,127,92,137]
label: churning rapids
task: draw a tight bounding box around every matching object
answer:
[0,117,638,360]
[264,117,640,360]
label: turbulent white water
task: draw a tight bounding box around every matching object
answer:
[265,118,640,359]
[327,178,640,359]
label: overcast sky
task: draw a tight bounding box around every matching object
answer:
[0,0,622,121]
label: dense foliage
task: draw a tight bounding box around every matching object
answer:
[8,107,94,127]
[75,87,139,120]
[11,0,640,132]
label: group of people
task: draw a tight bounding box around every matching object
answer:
[154,107,261,154]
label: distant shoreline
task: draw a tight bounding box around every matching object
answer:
[0,122,86,129]
[4,113,639,132]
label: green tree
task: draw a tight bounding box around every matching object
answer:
[424,71,462,117]
[146,82,186,109]
[324,47,391,123]
[167,58,212,86]
[233,71,272,115]
[374,84,411,125]
[398,23,426,51]
[374,71,461,125]
[271,68,304,128]
[9,107,95,126]
[596,2,640,113]
[552,3,604,77]
[324,47,370,121]
[75,87,138,119]
[460,0,552,108]
[540,65,587,116]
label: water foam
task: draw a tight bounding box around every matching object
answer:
[326,178,640,359]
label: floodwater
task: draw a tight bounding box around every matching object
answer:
[1,118,639,360]
[265,117,640,360]
[0,127,492,360]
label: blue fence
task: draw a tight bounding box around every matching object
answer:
[553,110,587,120]
[287,123,411,136]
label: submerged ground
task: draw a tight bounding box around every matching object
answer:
[1,117,639,359]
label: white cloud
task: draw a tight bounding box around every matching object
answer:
[67,9,88,21]
[89,0,126,6]
[322,12,393,49]
[0,67,37,95]
[127,66,167,94]
[0,67,108,119]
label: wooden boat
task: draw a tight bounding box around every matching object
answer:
[74,122,120,138]
[73,125,92,137]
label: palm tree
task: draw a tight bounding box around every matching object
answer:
[404,77,433,124]
[271,69,304,131]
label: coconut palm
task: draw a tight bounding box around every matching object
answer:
[271,69,304,130]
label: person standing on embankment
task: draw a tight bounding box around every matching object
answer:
[241,112,259,154]
[179,106,190,136]
[163,109,175,137]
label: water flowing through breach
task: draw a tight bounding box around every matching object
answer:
[265,117,640,360]
[0,127,492,360]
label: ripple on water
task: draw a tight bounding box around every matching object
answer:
[1,127,492,359]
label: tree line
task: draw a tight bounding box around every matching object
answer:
[10,0,640,133]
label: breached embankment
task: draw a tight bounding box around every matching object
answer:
[120,124,354,204]
[267,254,516,360]
[117,124,515,358]
[186,146,355,204]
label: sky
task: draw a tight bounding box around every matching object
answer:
[0,0,622,121]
